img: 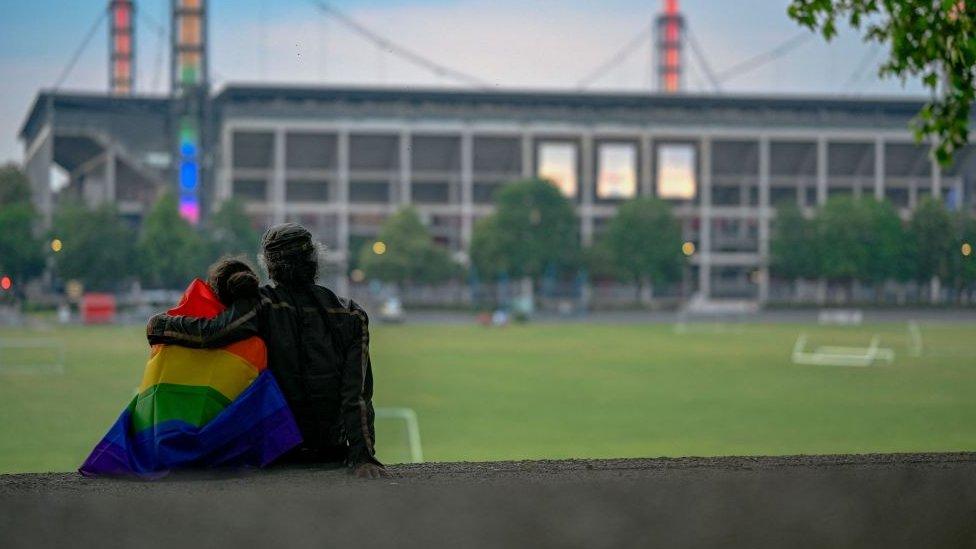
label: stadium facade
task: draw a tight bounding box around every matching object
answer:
[18,85,976,302]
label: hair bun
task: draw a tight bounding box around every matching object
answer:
[226,271,259,298]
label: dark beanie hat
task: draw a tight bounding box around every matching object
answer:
[261,223,315,262]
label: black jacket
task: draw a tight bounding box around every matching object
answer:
[146,284,378,466]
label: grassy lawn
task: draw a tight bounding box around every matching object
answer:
[1,320,975,472]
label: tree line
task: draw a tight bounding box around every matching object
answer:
[5,160,973,304]
[772,196,976,302]
[0,164,259,295]
[362,178,686,302]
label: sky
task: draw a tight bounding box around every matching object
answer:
[0,0,927,164]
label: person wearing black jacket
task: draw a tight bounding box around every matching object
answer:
[146,223,388,479]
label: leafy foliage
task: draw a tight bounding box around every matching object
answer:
[207,197,260,260]
[358,207,457,286]
[770,202,821,280]
[137,193,208,289]
[909,196,955,283]
[788,0,976,164]
[0,165,43,285]
[469,179,580,279]
[772,196,917,287]
[51,202,136,292]
[597,198,684,293]
[948,212,976,295]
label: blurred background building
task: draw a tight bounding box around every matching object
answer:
[16,0,976,304]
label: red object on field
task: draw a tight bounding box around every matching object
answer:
[81,293,117,324]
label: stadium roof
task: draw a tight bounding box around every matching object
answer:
[22,84,945,143]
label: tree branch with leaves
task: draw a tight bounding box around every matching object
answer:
[788,0,975,164]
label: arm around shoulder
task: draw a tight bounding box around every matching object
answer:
[146,296,263,348]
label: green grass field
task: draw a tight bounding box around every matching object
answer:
[1,320,975,473]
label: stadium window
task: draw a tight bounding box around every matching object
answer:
[596,142,637,199]
[232,179,267,201]
[656,144,696,200]
[412,181,451,204]
[232,132,273,169]
[286,180,330,202]
[537,142,578,198]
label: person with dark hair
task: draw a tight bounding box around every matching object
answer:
[146,223,388,479]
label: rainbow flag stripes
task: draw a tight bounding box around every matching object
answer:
[79,280,302,478]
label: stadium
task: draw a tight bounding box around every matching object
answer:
[22,85,976,304]
[17,0,976,305]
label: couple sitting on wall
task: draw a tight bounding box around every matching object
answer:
[80,223,389,480]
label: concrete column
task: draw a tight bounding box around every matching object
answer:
[337,129,350,261]
[271,128,286,224]
[640,134,653,197]
[580,132,594,246]
[698,136,712,299]
[758,135,770,305]
[521,131,534,179]
[105,145,117,204]
[24,124,54,228]
[816,136,828,205]
[932,154,942,198]
[399,130,411,205]
[874,137,885,201]
[217,125,233,203]
[460,130,474,251]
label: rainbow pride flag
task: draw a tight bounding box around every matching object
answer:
[79,280,302,478]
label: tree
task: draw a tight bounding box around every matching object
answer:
[51,202,136,292]
[138,193,208,289]
[770,201,821,281]
[816,196,874,297]
[947,211,976,301]
[861,199,909,288]
[908,196,954,295]
[788,0,976,164]
[207,198,260,260]
[358,207,456,287]
[0,165,43,288]
[597,197,684,302]
[469,179,580,281]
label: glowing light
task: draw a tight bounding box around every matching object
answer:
[350,269,366,283]
[963,242,973,257]
[682,241,695,256]
[180,161,199,190]
[372,241,387,255]
[50,238,63,253]
[0,276,11,291]
[179,197,200,224]
[177,117,200,224]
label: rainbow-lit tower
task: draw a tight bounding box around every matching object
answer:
[655,0,684,93]
[109,0,135,95]
[170,0,208,224]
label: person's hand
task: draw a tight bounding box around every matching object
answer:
[353,462,390,479]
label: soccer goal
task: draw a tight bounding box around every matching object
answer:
[791,333,894,367]
[375,407,424,463]
[0,338,66,374]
